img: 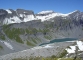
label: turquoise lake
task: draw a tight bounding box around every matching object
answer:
[39,38,78,46]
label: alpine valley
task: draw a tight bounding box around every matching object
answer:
[0,9,83,60]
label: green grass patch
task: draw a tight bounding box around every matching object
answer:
[28,37,41,43]
[3,25,24,44]
[58,50,68,58]
[35,38,41,42]
[0,45,3,49]
[12,58,27,60]
[31,38,37,44]
[26,28,50,35]
[44,35,52,40]
[60,58,81,60]
[26,40,35,46]
[26,28,38,35]
[15,36,24,44]
[0,35,5,40]
[12,57,81,60]
[12,57,57,60]
[28,37,37,44]
[3,28,25,39]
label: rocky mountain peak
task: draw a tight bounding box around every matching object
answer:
[0,9,83,25]
[0,9,8,15]
[67,10,80,15]
[16,9,34,15]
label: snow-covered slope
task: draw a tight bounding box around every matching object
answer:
[36,12,68,21]
[66,41,83,54]
[6,9,12,14]
[0,9,82,25]
[36,10,81,21]
[3,16,22,24]
[0,41,14,50]
[38,10,54,14]
[0,9,36,25]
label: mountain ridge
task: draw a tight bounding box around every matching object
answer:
[0,9,83,25]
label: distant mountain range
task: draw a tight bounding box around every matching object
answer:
[0,9,83,25]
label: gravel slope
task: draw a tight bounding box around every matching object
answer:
[0,42,73,60]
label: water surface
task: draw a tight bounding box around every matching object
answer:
[39,38,77,46]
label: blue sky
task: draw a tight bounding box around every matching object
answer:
[0,0,83,13]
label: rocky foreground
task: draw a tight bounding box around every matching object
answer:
[0,42,73,60]
[0,39,83,60]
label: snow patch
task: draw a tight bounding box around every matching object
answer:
[24,12,27,13]
[6,9,12,14]
[23,15,35,22]
[36,13,68,21]
[66,41,76,42]
[31,45,53,50]
[37,10,80,22]
[0,41,14,50]
[66,46,76,53]
[44,45,53,48]
[31,46,43,50]
[38,10,54,14]
[20,14,24,17]
[3,16,22,24]
[4,42,14,50]
[67,10,79,15]
[66,41,83,54]
[76,41,83,51]
[3,14,36,24]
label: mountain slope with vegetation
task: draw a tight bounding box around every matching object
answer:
[0,9,83,59]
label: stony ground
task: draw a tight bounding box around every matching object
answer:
[0,42,73,60]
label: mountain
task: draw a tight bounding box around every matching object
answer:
[0,9,83,59]
[0,9,83,25]
[0,9,36,25]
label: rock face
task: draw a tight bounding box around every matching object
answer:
[0,9,36,25]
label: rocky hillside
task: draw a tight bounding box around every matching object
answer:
[0,9,83,56]
[0,39,83,60]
